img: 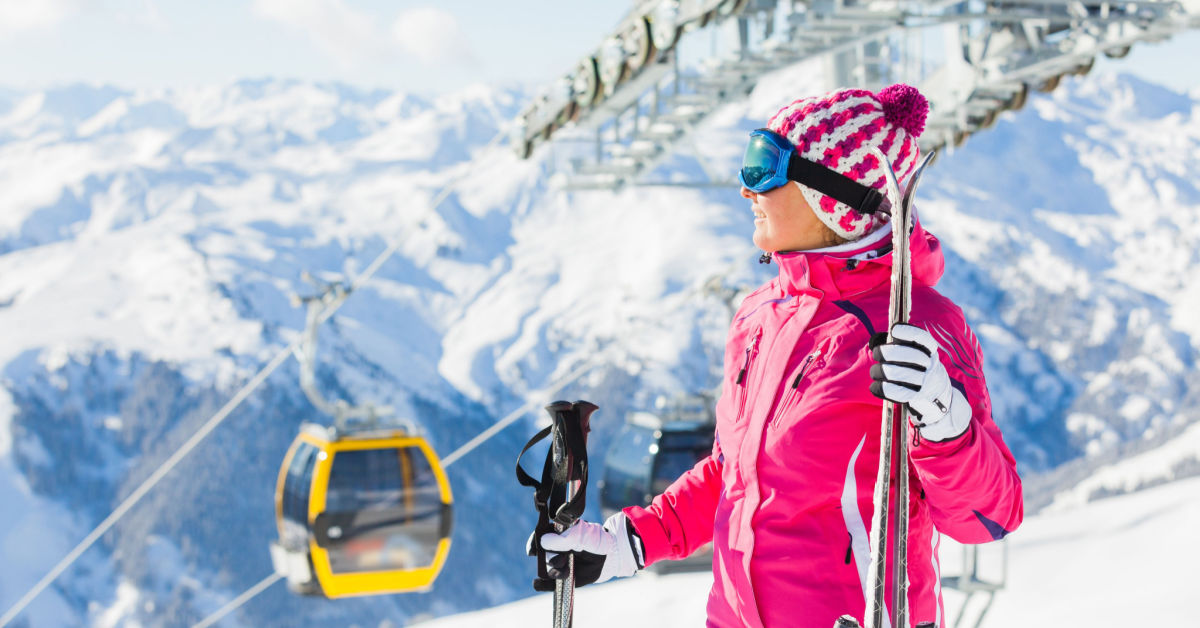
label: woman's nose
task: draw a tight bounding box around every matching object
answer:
[740,187,755,200]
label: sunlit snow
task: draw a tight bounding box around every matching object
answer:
[422,476,1200,627]
[0,68,1198,626]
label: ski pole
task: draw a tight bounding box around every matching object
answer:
[553,480,575,628]
[545,400,575,628]
[551,400,596,628]
[515,401,596,627]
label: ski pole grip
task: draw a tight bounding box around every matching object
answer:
[545,400,598,528]
[574,400,598,442]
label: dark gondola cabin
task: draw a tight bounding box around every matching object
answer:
[598,411,716,517]
[598,402,715,573]
[270,424,453,597]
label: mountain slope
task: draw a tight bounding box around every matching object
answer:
[0,71,1197,625]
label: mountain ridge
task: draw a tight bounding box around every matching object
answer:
[0,70,1197,626]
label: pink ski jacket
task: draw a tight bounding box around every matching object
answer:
[624,218,1023,628]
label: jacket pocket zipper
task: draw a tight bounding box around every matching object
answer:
[772,348,823,427]
[735,329,762,422]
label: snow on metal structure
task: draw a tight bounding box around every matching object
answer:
[511,0,1197,190]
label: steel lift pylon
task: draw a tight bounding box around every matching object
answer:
[511,0,1197,191]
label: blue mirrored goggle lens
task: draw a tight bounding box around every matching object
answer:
[740,135,781,190]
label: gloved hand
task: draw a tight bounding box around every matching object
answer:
[869,323,972,443]
[530,512,645,590]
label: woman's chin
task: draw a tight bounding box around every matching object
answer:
[752,232,773,253]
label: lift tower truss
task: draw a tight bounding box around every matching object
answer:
[511,0,1197,190]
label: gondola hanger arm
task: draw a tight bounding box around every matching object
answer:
[291,274,395,431]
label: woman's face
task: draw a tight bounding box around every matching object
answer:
[743,183,838,252]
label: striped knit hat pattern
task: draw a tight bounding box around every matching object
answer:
[766,84,929,241]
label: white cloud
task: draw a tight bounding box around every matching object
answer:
[115,0,170,33]
[252,0,389,67]
[392,7,476,66]
[0,0,80,38]
[250,1,476,70]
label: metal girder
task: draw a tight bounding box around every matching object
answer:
[517,0,1195,191]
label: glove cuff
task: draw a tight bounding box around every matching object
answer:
[604,512,646,571]
[915,386,971,442]
[628,524,646,570]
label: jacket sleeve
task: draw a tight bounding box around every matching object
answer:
[909,312,1024,544]
[623,437,723,566]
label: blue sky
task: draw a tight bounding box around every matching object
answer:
[0,1,1197,95]
[0,1,630,94]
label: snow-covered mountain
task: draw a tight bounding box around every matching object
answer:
[0,68,1198,626]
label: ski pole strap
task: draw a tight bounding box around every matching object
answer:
[515,400,598,589]
[515,403,591,526]
[515,423,558,588]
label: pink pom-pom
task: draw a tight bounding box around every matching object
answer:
[877,84,928,138]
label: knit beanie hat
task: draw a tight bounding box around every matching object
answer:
[766,84,929,241]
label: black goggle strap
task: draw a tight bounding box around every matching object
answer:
[785,153,889,216]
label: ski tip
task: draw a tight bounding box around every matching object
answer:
[913,150,936,178]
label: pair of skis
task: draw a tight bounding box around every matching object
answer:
[837,150,936,628]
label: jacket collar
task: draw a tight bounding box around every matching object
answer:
[771,215,945,300]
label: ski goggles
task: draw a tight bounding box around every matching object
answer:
[738,128,889,215]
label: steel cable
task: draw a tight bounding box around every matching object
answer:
[0,123,511,628]
[189,348,618,628]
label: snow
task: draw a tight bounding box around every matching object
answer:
[420,476,1200,628]
[982,476,1200,626]
[0,389,12,457]
[0,455,81,627]
[419,570,713,628]
[93,581,141,628]
[437,183,745,401]
[0,67,1198,625]
[0,224,266,380]
[1049,420,1200,510]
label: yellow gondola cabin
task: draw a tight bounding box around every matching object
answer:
[269,423,453,597]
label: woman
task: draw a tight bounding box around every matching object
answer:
[536,84,1024,628]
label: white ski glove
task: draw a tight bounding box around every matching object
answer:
[537,512,645,586]
[869,323,972,443]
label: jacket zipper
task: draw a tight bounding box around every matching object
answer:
[772,348,822,427]
[735,329,762,422]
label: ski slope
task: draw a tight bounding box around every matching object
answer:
[421,475,1200,627]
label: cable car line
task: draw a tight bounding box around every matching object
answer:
[267,281,618,601]
[267,320,621,598]
[192,348,620,628]
[0,344,295,628]
[0,126,512,628]
[192,573,284,628]
[272,300,457,598]
[440,352,613,468]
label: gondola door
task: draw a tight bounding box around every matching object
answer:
[307,434,453,597]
